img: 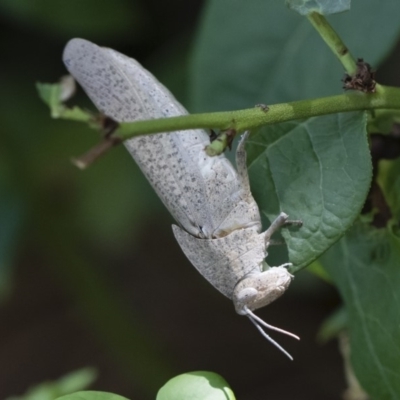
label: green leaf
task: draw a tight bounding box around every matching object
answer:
[54,369,98,396]
[247,112,372,271]
[156,372,236,400]
[36,82,62,111]
[286,0,351,16]
[317,306,347,343]
[321,222,400,400]
[56,392,128,400]
[190,0,400,111]
[7,368,97,400]
[368,110,400,134]
[306,260,332,283]
[36,81,92,121]
[379,157,400,220]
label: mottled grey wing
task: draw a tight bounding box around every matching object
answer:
[63,38,211,237]
[172,224,267,298]
[63,38,253,238]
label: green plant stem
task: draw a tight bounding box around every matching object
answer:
[115,85,400,141]
[307,12,357,74]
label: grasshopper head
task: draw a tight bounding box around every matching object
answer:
[232,265,298,360]
[233,265,293,314]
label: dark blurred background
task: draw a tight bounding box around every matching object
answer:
[1,1,400,399]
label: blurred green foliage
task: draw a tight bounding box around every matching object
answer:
[0,0,147,40]
[57,392,129,400]
[7,368,97,400]
[3,1,400,400]
[0,0,199,397]
[0,0,197,299]
[285,0,351,16]
[156,372,236,400]
[192,3,400,396]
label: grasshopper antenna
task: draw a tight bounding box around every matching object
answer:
[244,306,299,360]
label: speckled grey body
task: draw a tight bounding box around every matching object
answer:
[62,38,293,317]
[63,39,260,239]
